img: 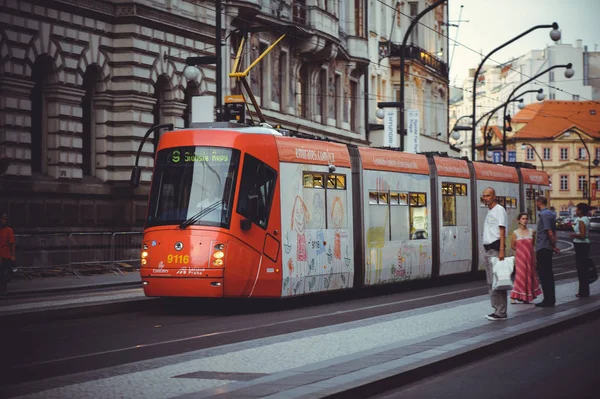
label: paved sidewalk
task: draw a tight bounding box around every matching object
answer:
[5,270,141,296]
[4,277,598,399]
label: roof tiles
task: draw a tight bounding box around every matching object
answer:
[512,100,600,139]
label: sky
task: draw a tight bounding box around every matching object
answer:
[447,0,600,87]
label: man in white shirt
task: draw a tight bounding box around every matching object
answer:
[481,187,508,321]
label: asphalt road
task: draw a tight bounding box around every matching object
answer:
[0,231,594,390]
[371,311,600,399]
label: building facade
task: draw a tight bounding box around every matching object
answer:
[0,0,371,231]
[508,101,600,211]
[367,0,452,154]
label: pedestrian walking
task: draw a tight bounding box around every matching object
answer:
[535,196,557,307]
[571,202,591,298]
[481,187,508,321]
[510,213,542,304]
[0,211,16,296]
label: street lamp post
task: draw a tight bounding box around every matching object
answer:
[520,143,545,171]
[183,0,223,121]
[399,0,446,151]
[502,63,574,161]
[564,131,596,206]
[471,22,561,160]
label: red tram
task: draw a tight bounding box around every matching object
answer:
[130,123,549,298]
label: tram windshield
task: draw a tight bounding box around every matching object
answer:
[146,146,241,229]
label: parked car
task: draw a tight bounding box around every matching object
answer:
[590,217,600,232]
[556,217,573,231]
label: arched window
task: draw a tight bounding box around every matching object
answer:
[81,65,102,177]
[31,55,54,175]
[183,81,200,128]
[153,75,170,153]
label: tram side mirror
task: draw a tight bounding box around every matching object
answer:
[240,194,259,231]
[130,167,141,188]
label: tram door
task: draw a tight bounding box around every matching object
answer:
[434,157,472,275]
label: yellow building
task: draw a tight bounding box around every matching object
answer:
[479,101,600,213]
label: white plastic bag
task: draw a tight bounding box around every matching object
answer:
[491,256,515,291]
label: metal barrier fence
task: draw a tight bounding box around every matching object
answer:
[14,231,143,279]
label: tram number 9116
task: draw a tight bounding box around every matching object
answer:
[167,254,190,264]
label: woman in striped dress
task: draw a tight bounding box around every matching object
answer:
[510,213,542,304]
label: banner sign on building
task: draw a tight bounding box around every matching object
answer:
[406,109,420,154]
[383,108,398,148]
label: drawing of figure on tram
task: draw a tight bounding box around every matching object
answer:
[291,195,310,278]
[331,196,347,287]
[311,192,326,276]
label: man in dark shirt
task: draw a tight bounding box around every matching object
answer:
[535,196,557,307]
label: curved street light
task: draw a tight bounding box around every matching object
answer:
[449,114,473,140]
[502,63,574,161]
[484,89,544,157]
[520,143,545,171]
[471,22,561,160]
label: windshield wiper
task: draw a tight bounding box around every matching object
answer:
[179,199,224,229]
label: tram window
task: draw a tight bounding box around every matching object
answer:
[237,154,277,229]
[369,191,379,204]
[303,174,314,188]
[497,196,506,207]
[399,193,408,205]
[379,192,389,204]
[526,188,537,223]
[390,192,400,205]
[409,192,428,240]
[442,183,456,226]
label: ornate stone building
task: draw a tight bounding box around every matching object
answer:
[0,0,369,231]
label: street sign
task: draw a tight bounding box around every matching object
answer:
[508,151,516,163]
[406,109,420,154]
[383,108,398,147]
[492,151,502,163]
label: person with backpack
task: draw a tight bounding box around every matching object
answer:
[571,202,591,298]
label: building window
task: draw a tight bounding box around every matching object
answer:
[560,147,569,160]
[409,2,419,44]
[596,147,600,161]
[549,92,556,100]
[578,175,587,191]
[296,64,309,117]
[578,148,587,159]
[350,80,358,132]
[543,148,551,160]
[526,148,535,160]
[560,175,568,191]
[81,65,102,177]
[573,95,580,101]
[355,0,364,36]
[31,55,54,175]
[319,69,327,119]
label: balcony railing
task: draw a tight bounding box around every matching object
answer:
[390,43,448,77]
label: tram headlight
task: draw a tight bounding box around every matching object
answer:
[213,250,225,259]
[212,259,224,266]
[141,251,149,258]
[141,258,147,265]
